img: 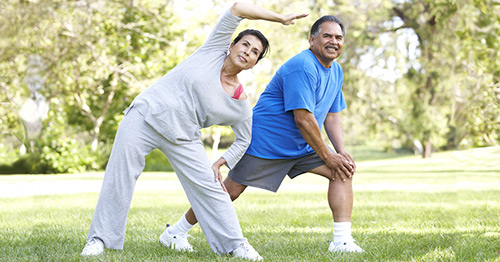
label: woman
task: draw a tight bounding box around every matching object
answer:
[81,2,307,260]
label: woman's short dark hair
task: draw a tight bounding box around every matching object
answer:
[233,29,270,62]
[310,15,345,38]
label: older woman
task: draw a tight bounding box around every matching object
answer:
[81,2,307,260]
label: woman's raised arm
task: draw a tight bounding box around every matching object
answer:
[230,1,308,25]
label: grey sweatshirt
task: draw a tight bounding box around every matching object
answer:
[129,10,252,169]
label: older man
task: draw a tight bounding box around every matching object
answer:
[163,15,363,253]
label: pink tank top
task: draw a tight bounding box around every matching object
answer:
[231,84,244,99]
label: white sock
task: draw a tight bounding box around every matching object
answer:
[167,214,194,236]
[333,222,352,244]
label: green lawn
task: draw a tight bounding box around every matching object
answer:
[1,147,499,261]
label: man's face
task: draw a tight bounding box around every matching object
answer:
[309,21,344,67]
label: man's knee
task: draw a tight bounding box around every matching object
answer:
[227,188,242,201]
[309,164,334,180]
[224,177,246,201]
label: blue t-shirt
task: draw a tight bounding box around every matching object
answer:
[246,49,347,159]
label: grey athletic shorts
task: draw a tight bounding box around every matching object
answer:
[228,153,325,192]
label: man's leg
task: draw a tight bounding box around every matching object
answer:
[308,164,363,252]
[163,154,295,252]
[158,140,250,254]
[309,164,353,222]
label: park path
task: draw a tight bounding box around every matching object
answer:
[0,172,331,198]
[1,172,497,198]
[2,146,499,199]
[0,173,185,198]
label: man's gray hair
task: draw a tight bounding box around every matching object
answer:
[310,15,345,37]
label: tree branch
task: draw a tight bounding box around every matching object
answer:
[73,93,96,122]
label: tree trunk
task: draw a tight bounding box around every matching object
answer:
[91,125,100,152]
[422,137,432,158]
[211,127,221,162]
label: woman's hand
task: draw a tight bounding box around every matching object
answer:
[212,157,228,193]
[231,2,308,25]
[281,13,309,25]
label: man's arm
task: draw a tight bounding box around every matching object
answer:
[324,112,356,173]
[294,109,353,181]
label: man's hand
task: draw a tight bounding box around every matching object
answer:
[323,112,356,182]
[325,151,354,182]
[338,150,356,173]
[294,109,354,182]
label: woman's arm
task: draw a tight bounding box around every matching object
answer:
[230,1,308,25]
[222,116,252,169]
[213,116,251,191]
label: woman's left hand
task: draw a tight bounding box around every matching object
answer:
[212,157,228,193]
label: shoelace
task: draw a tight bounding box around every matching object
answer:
[243,242,255,252]
[230,242,248,255]
[87,238,100,246]
[172,234,193,240]
[328,237,356,245]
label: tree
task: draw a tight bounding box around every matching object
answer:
[0,0,193,172]
[387,0,458,157]
[452,0,500,148]
[2,0,498,172]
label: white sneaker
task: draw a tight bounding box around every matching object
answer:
[230,242,263,261]
[328,239,364,253]
[159,225,193,252]
[81,237,104,256]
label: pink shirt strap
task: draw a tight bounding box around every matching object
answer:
[231,84,244,99]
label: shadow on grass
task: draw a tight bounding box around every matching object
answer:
[350,147,414,162]
[1,183,499,261]
[359,169,500,174]
[3,224,498,262]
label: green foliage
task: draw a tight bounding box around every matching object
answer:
[1,0,499,174]
[144,149,174,172]
[0,0,191,173]
[25,139,97,174]
[34,133,102,174]
[452,0,500,148]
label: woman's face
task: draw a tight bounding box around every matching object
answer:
[229,34,263,70]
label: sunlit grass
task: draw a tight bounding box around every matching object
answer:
[0,147,499,261]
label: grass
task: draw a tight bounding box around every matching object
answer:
[0,146,499,261]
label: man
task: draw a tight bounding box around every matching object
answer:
[161,15,363,253]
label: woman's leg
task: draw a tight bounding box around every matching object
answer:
[158,140,247,254]
[86,108,157,249]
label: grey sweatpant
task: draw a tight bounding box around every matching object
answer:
[86,107,247,254]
